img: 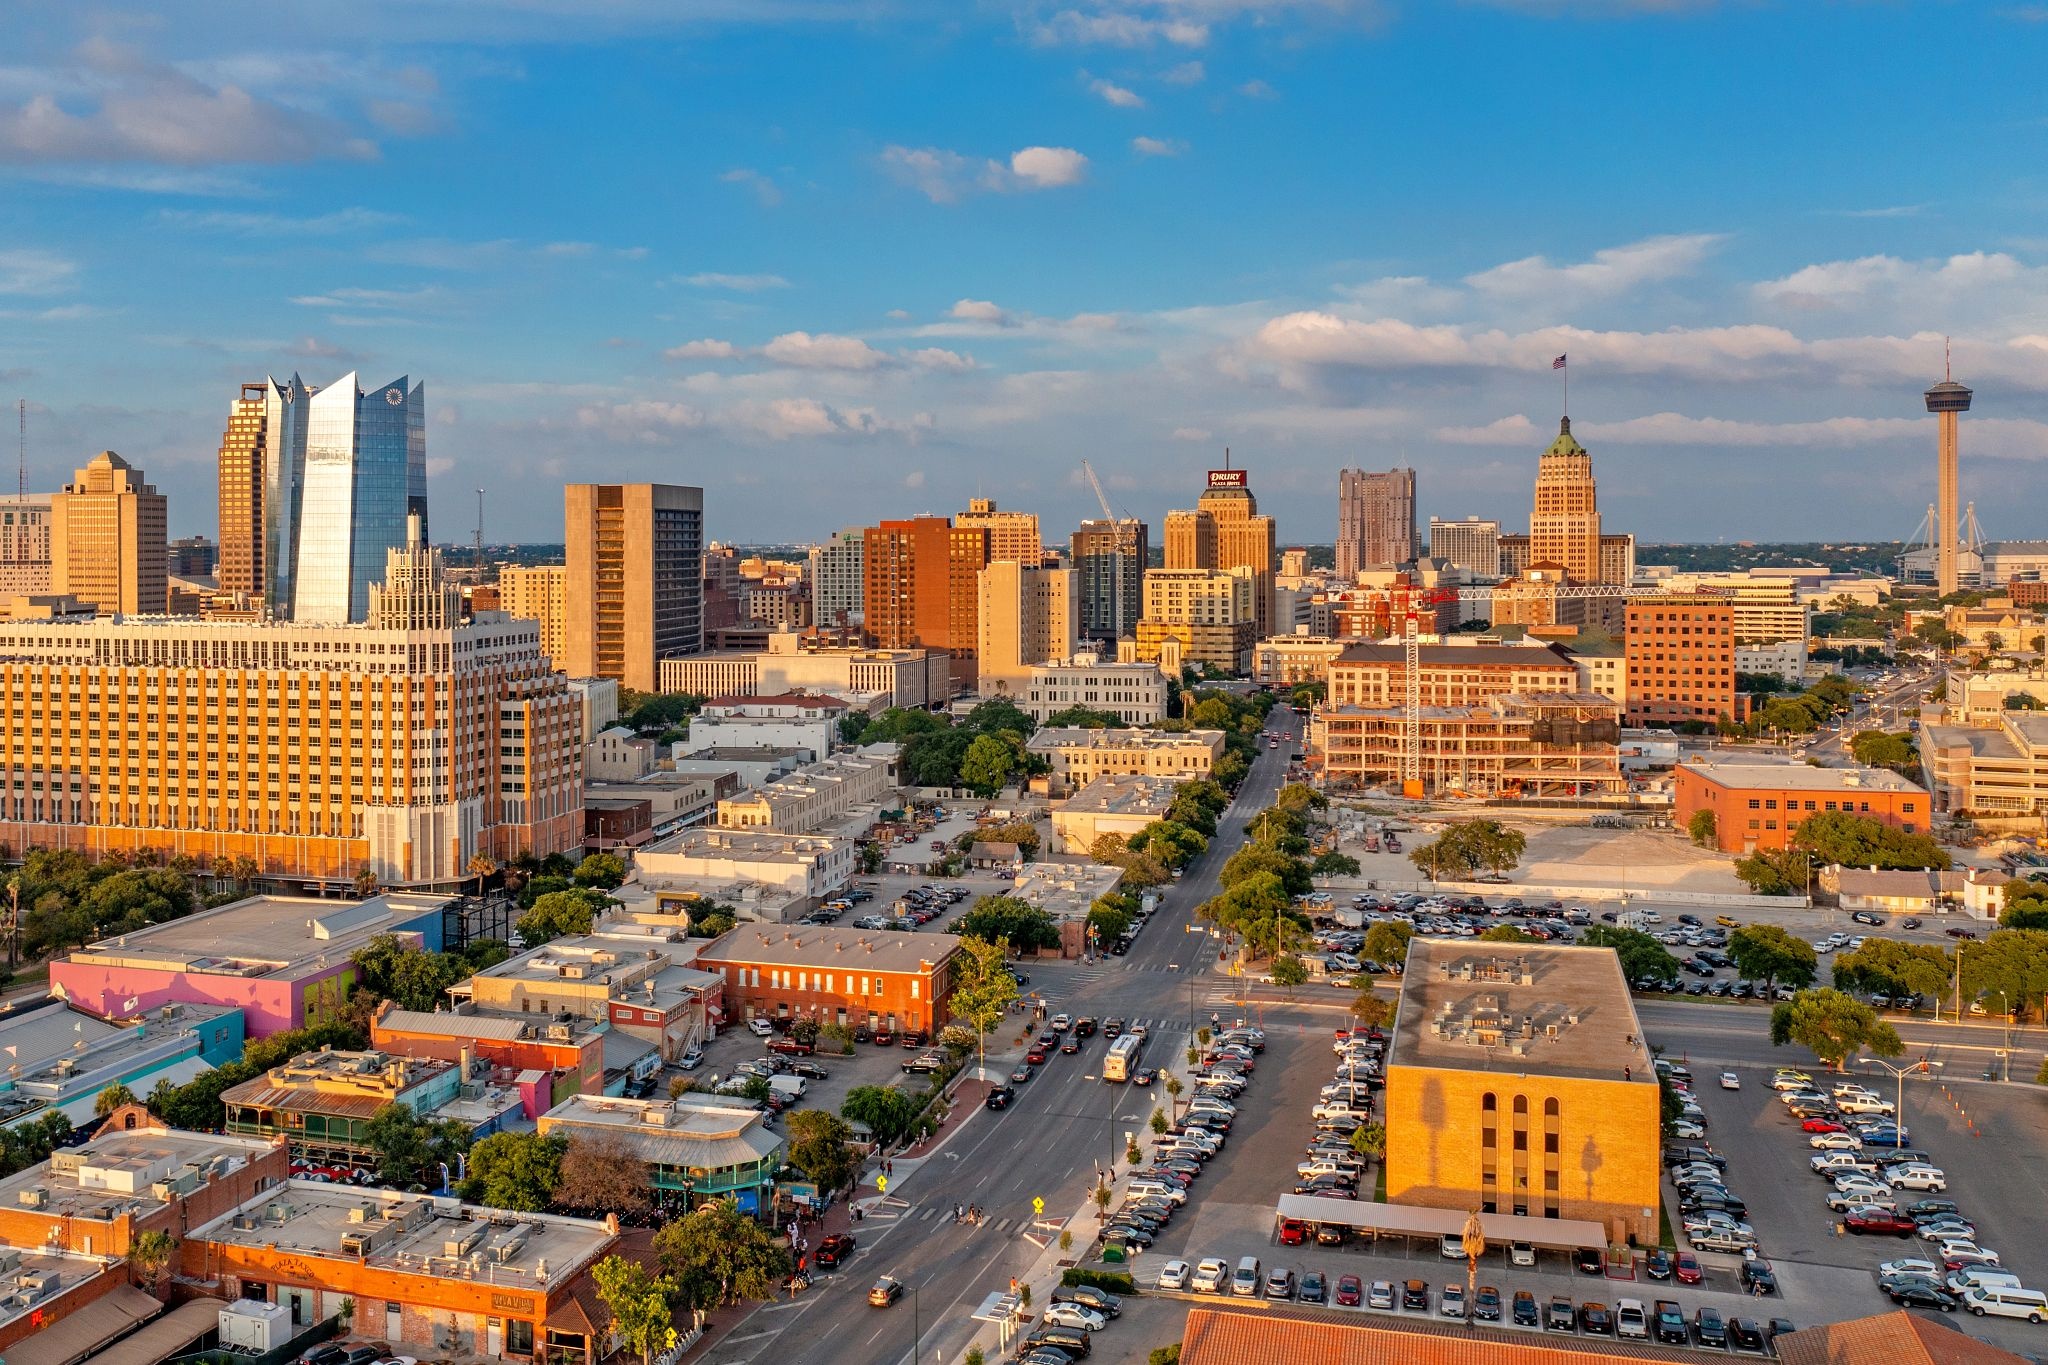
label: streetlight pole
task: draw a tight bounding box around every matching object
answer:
[1862,1056,1930,1146]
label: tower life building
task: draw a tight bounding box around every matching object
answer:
[1336,468,1418,579]
[1926,370,1973,596]
[1528,417,1602,584]
[564,483,706,693]
[1072,518,1148,644]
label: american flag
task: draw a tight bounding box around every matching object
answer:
[1552,354,1567,370]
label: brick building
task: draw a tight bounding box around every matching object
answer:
[1624,593,1736,727]
[1672,756,1930,853]
[371,1001,608,1117]
[863,516,990,693]
[1324,642,1580,708]
[695,924,962,1035]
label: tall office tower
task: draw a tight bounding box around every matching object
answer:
[291,373,427,623]
[1926,366,1974,596]
[809,527,866,626]
[1428,516,1502,579]
[0,494,52,597]
[701,544,743,633]
[957,497,1042,564]
[977,560,1076,693]
[564,483,706,693]
[369,513,463,630]
[1335,467,1417,579]
[50,451,168,615]
[217,381,268,598]
[863,516,990,693]
[1071,518,1148,643]
[1176,466,1277,641]
[1528,417,1603,584]
[1163,508,1216,571]
[499,564,568,666]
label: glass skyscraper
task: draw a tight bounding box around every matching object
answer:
[260,372,427,622]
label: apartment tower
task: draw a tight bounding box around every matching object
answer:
[809,527,866,627]
[1624,593,1736,728]
[51,451,167,615]
[1335,467,1418,579]
[977,560,1077,694]
[564,483,706,692]
[0,494,52,597]
[956,498,1042,565]
[1071,518,1148,644]
[863,516,990,693]
[216,382,268,601]
[499,564,568,666]
[1528,417,1603,584]
[1427,516,1502,579]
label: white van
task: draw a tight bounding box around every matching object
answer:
[768,1075,806,1101]
[1964,1287,2048,1323]
[1948,1268,2023,1295]
[1231,1256,1262,1297]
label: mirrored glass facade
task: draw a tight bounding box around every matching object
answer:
[292,372,427,623]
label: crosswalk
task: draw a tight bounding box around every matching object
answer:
[907,1205,1030,1235]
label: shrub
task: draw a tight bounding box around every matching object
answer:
[1061,1268,1137,1295]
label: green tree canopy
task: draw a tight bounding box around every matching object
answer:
[351,934,474,1012]
[1769,988,1904,1069]
[94,1082,139,1118]
[1311,851,1361,879]
[841,1085,921,1147]
[955,896,1060,951]
[1128,820,1208,870]
[1270,953,1309,994]
[1410,819,1526,880]
[1219,844,1312,899]
[1478,924,1536,943]
[1849,730,1917,771]
[949,935,1020,1073]
[1734,847,1812,897]
[463,1130,568,1210]
[1959,927,2048,1020]
[654,1198,793,1315]
[1729,923,1819,994]
[1791,810,1946,871]
[516,887,614,945]
[1832,938,1954,1002]
[959,732,1023,797]
[1361,921,1415,968]
[592,1254,681,1365]
[1578,924,1682,982]
[573,853,628,889]
[785,1109,861,1194]
[1686,810,1718,847]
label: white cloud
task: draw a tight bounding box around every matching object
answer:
[761,331,890,370]
[1010,145,1089,188]
[1171,425,1211,441]
[664,339,738,360]
[0,248,77,294]
[1237,79,1278,99]
[288,285,445,311]
[1088,77,1145,108]
[904,470,927,489]
[1160,60,1206,85]
[1753,251,2047,322]
[1465,232,1725,300]
[720,167,783,207]
[952,299,1012,324]
[1131,135,1184,156]
[919,298,1133,344]
[904,347,977,372]
[1029,10,1210,47]
[575,400,708,441]
[1433,414,1539,445]
[155,206,401,234]
[1440,410,2048,459]
[684,272,791,291]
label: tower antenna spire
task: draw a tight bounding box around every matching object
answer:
[16,398,23,502]
[1945,335,1952,382]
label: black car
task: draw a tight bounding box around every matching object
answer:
[1513,1291,1540,1327]
[1740,1259,1778,1296]
[298,1349,347,1365]
[1644,1249,1673,1280]
[1473,1286,1502,1321]
[1574,1247,1605,1275]
[1729,1318,1767,1351]
[1073,1017,1096,1037]
[1060,1036,1081,1053]
[1298,1271,1327,1305]
[787,1060,830,1080]
[814,1234,856,1268]
[1578,1302,1613,1335]
[1694,1307,1728,1349]
[1050,1285,1122,1319]
[1887,1281,1959,1312]
[985,1085,1016,1110]
[1767,1318,1798,1345]
[1654,1301,1689,1346]
[1315,1223,1348,1246]
[1546,1296,1576,1332]
[1401,1279,1429,1311]
[1905,1198,1961,1219]
[1022,1328,1091,1360]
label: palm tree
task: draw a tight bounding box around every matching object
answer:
[1164,1075,1184,1120]
[351,869,380,899]
[130,1230,177,1292]
[468,854,499,900]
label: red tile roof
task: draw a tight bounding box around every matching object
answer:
[1773,1311,2029,1365]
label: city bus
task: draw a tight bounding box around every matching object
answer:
[1104,1032,1145,1082]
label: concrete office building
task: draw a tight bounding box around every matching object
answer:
[1164,466,1279,640]
[1624,593,1736,727]
[51,451,167,615]
[956,497,1042,564]
[1659,572,1808,645]
[659,632,950,709]
[1022,656,1170,724]
[0,493,51,597]
[863,515,989,692]
[1921,709,2048,820]
[564,482,704,692]
[1428,516,1502,580]
[809,526,866,626]
[1048,774,1185,853]
[1335,467,1417,579]
[715,754,891,834]
[499,563,568,666]
[290,374,428,624]
[978,559,1076,694]
[1072,517,1148,644]
[1385,940,1661,1244]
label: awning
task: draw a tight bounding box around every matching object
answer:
[2,1284,164,1365]
[1274,1195,1607,1252]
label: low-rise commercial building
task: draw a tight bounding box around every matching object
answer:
[220,1048,467,1170]
[455,933,722,1062]
[1672,756,1929,853]
[1314,693,1625,799]
[679,695,847,762]
[371,1001,607,1117]
[183,1181,616,1362]
[715,754,891,833]
[538,1092,784,1215]
[1385,940,1661,1244]
[584,726,660,781]
[1921,709,2048,820]
[635,827,854,917]
[1024,726,1223,794]
[49,892,453,1038]
[0,999,242,1133]
[1939,665,2048,725]
[1021,657,1170,724]
[1564,640,1627,707]
[585,770,739,836]
[1736,639,1810,681]
[658,632,951,709]
[1049,774,1185,854]
[695,924,961,1036]
[1251,632,1350,688]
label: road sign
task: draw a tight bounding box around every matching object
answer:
[876,1175,888,1193]
[1032,1196,1045,1216]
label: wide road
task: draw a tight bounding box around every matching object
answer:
[707,711,1303,1365]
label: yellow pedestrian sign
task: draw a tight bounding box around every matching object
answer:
[877,1175,888,1193]
[1032,1196,1044,1216]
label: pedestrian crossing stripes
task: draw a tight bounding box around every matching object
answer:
[912,1207,1019,1233]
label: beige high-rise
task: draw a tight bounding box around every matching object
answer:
[1164,468,1277,641]
[977,560,1076,694]
[564,483,705,692]
[957,498,1042,565]
[217,382,268,600]
[501,564,569,667]
[1528,417,1603,584]
[51,451,167,614]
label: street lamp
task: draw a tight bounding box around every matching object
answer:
[1860,1056,1932,1146]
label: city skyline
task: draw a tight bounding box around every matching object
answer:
[3,4,2047,546]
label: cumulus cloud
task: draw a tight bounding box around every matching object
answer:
[1438,410,2048,458]
[720,167,783,207]
[952,299,1012,324]
[1029,10,1210,47]
[1010,145,1090,188]
[1160,60,1206,85]
[1237,79,1278,99]
[1088,77,1146,107]
[574,395,929,444]
[0,248,78,294]
[684,272,791,291]
[1132,135,1184,156]
[1465,232,1725,300]
[761,331,890,370]
[905,347,977,372]
[882,144,1089,201]
[664,339,739,360]
[1752,250,2047,318]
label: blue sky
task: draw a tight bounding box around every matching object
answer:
[4,0,2047,549]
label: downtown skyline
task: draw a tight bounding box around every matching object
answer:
[3,1,2047,545]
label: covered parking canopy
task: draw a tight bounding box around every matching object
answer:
[1275,1194,1607,1254]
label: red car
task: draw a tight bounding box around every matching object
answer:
[1335,1274,1363,1307]
[1846,1209,1917,1237]
[1802,1118,1847,1134]
[1278,1218,1308,1246]
[1026,1047,1048,1064]
[1674,1252,1704,1285]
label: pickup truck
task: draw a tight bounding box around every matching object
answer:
[902,1052,946,1074]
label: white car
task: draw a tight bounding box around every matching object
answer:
[677,1048,704,1071]
[1669,1119,1706,1140]
[1043,1303,1107,1332]
[1158,1260,1192,1291]
[1880,1258,1941,1281]
[747,1018,775,1037]
[1826,1190,1896,1213]
[1888,1166,1948,1191]
[1719,1072,1741,1090]
[1772,1071,1813,1090]
[1937,1240,1998,1264]
[1839,1096,1896,1116]
[1440,1284,1466,1317]
[1190,1258,1230,1293]
[1810,1133,1864,1151]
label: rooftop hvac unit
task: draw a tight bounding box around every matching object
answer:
[347,1203,375,1224]
[16,1271,57,1299]
[444,1223,487,1259]
[545,1025,572,1041]
[0,1250,19,1274]
[16,1190,46,1210]
[494,1230,529,1263]
[340,1232,376,1257]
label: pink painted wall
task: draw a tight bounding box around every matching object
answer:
[48,961,348,1037]
[516,1071,555,1119]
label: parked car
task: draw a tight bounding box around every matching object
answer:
[1693,1307,1729,1349]
[1158,1260,1191,1291]
[1512,1290,1540,1327]
[1334,1274,1363,1307]
[815,1234,856,1268]
[1546,1295,1576,1332]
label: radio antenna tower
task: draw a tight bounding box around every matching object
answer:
[474,488,485,572]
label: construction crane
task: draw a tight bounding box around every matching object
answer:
[1397,587,1461,801]
[1080,460,1139,644]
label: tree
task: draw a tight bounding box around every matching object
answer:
[1219,844,1311,899]
[1128,821,1208,870]
[555,1133,652,1219]
[1311,851,1361,879]
[351,933,471,1012]
[1734,847,1812,897]
[464,1130,567,1210]
[1850,730,1916,771]
[130,1229,177,1292]
[95,1082,139,1118]
[1164,1074,1184,1118]
[1270,954,1309,995]
[1349,979,1394,1031]
[364,1105,472,1190]
[785,1109,861,1194]
[955,896,1060,951]
[1578,925,1681,983]
[1085,896,1134,950]
[1729,923,1818,995]
[1769,988,1903,1069]
[841,1085,920,1147]
[654,1198,794,1316]
[1833,938,1954,1003]
[1686,810,1718,848]
[1348,1121,1387,1161]
[516,887,612,945]
[1792,810,1946,872]
[1361,921,1414,967]
[1959,928,2048,1020]
[959,733,1022,797]
[950,935,1020,1079]
[573,852,628,890]
[1479,925,1536,944]
[467,853,499,899]
[592,1254,680,1365]
[967,820,1041,858]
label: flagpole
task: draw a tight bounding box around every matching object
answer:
[1562,361,1568,418]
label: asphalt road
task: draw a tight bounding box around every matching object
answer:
[705,713,1303,1365]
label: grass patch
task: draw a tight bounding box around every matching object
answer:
[1657,1200,1676,1251]
[1374,1164,1387,1202]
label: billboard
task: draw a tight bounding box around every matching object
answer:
[1206,469,1247,489]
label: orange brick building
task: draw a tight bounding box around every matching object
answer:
[863,516,990,694]
[1625,593,1735,727]
[696,924,962,1035]
[1673,756,1930,854]
[1325,642,1580,708]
